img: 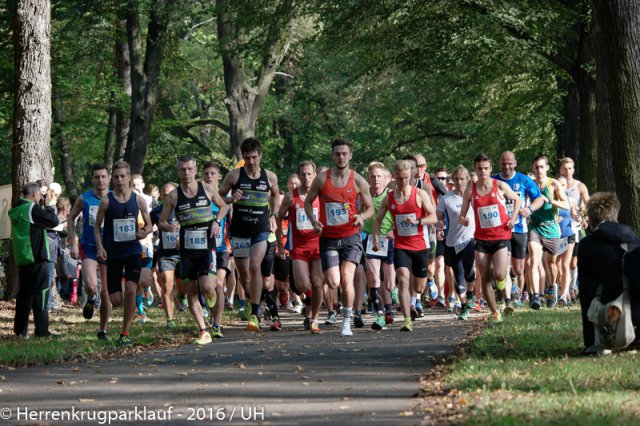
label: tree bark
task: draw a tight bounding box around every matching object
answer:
[10,0,53,298]
[592,0,640,232]
[124,0,172,174]
[216,0,297,159]
[113,22,131,167]
[52,88,78,197]
[105,92,117,170]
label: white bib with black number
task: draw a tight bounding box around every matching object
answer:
[366,235,388,257]
[184,230,207,250]
[89,205,99,227]
[162,231,179,250]
[231,237,251,258]
[325,202,349,226]
[113,218,136,242]
[296,207,316,231]
[396,214,418,237]
[478,204,501,229]
[215,228,224,248]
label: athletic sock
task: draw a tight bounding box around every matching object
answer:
[135,294,144,315]
[240,299,247,308]
[369,287,382,313]
[265,289,280,318]
[410,296,417,306]
[384,303,392,314]
[251,303,261,317]
[353,309,361,317]
[342,307,353,320]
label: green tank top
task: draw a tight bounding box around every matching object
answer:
[363,188,394,235]
[530,178,560,238]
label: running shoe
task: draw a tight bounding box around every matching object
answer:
[489,311,503,323]
[225,301,234,311]
[371,314,387,330]
[546,286,558,308]
[310,320,322,334]
[558,296,567,308]
[415,302,424,317]
[410,305,418,321]
[117,334,133,347]
[447,296,456,313]
[325,312,337,325]
[400,317,413,331]
[211,324,223,339]
[245,315,261,332]
[303,317,311,330]
[205,293,217,309]
[97,330,108,340]
[503,304,515,316]
[384,311,395,325]
[134,314,147,324]
[201,307,209,318]
[453,302,462,314]
[496,279,506,291]
[340,319,353,336]
[458,304,470,321]
[279,291,289,308]
[270,317,282,331]
[353,315,365,328]
[238,307,250,321]
[428,280,438,300]
[530,295,542,310]
[165,319,176,330]
[391,288,399,305]
[83,296,96,320]
[194,330,212,345]
[435,296,446,308]
[144,287,154,307]
[498,300,506,313]
[522,291,530,304]
[177,296,188,312]
[290,303,303,314]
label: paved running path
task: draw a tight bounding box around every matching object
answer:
[0,310,479,425]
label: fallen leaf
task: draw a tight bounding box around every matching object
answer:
[179,373,188,376]
[79,398,95,403]
[56,381,64,385]
[399,411,414,417]
[295,365,304,373]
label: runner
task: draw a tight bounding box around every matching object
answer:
[66,164,112,340]
[372,159,437,332]
[159,155,227,344]
[94,161,152,346]
[305,138,374,336]
[362,162,396,330]
[493,151,544,310]
[528,154,569,309]
[436,166,476,320]
[555,175,576,306]
[218,138,280,332]
[459,154,521,322]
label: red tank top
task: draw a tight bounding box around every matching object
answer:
[319,169,359,239]
[289,188,320,252]
[472,179,511,241]
[389,186,428,251]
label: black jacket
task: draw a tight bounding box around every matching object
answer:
[578,221,640,348]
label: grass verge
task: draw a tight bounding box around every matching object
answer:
[420,307,640,425]
[0,300,235,367]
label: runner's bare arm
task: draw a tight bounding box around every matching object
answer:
[66,194,84,258]
[305,174,324,233]
[218,169,239,203]
[458,187,472,226]
[136,196,153,239]
[417,188,437,225]
[550,179,570,211]
[497,181,521,228]
[158,189,179,233]
[371,195,390,251]
[355,174,375,225]
[94,196,109,261]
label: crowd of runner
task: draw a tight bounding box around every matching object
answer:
[41,137,591,347]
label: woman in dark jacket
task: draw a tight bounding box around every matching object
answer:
[578,192,640,354]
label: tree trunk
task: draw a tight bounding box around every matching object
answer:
[10,0,53,298]
[592,0,640,232]
[555,80,580,165]
[124,0,171,174]
[576,70,597,191]
[52,88,78,197]
[113,24,131,167]
[105,92,117,170]
[216,0,297,159]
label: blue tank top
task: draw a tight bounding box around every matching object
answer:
[81,189,106,248]
[211,202,228,253]
[103,192,142,259]
[493,172,542,234]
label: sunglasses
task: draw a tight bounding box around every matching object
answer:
[436,176,448,181]
[417,164,427,170]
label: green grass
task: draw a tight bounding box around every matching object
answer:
[0,303,236,367]
[445,308,640,425]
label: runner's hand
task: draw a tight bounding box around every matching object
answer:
[232,189,243,203]
[69,244,79,260]
[311,219,323,234]
[353,214,364,228]
[458,216,470,227]
[97,247,107,262]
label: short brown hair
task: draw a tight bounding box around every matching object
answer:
[587,192,620,226]
[330,138,352,152]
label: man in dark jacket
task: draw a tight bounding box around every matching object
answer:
[578,192,640,354]
[8,182,60,337]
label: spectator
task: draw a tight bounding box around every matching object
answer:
[578,192,640,354]
[9,182,60,337]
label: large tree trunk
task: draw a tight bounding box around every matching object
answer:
[555,80,580,165]
[124,0,171,174]
[216,0,297,159]
[10,0,53,299]
[52,88,78,197]
[592,0,640,232]
[104,92,118,170]
[114,27,131,165]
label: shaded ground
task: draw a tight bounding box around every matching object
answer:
[0,309,480,425]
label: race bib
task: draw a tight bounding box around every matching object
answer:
[296,207,317,231]
[231,237,251,258]
[89,205,99,227]
[454,239,469,255]
[396,214,418,237]
[366,235,388,257]
[113,218,136,242]
[325,202,349,226]
[505,200,515,219]
[162,231,178,250]
[215,228,224,248]
[556,237,569,256]
[184,230,207,250]
[478,205,502,229]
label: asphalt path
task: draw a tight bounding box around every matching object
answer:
[0,309,480,425]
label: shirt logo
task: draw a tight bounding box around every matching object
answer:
[514,183,520,191]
